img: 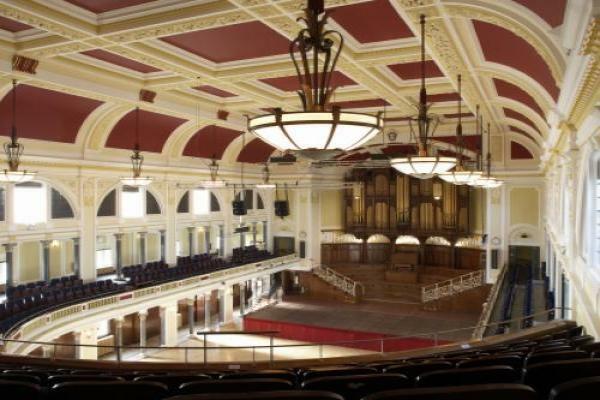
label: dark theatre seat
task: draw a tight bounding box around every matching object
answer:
[0,380,44,400]
[48,381,168,400]
[362,384,538,400]
[523,359,600,398]
[177,378,294,395]
[549,376,600,400]
[165,391,344,400]
[414,365,520,387]
[302,374,411,400]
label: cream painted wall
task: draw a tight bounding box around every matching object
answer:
[19,242,41,282]
[469,189,485,234]
[510,188,539,227]
[49,242,62,278]
[147,233,160,261]
[320,190,344,230]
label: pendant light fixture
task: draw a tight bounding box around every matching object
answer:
[120,107,152,187]
[200,124,226,188]
[467,105,485,187]
[439,75,481,185]
[247,0,382,157]
[472,122,503,189]
[390,15,456,179]
[0,80,36,183]
[256,163,276,189]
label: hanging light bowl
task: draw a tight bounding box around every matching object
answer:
[439,169,482,185]
[248,0,382,155]
[391,155,456,180]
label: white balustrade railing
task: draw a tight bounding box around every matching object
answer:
[313,265,364,298]
[421,269,485,303]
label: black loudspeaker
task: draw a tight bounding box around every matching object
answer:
[232,200,247,216]
[274,200,289,217]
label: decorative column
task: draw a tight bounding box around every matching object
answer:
[165,184,178,265]
[240,226,246,248]
[262,221,268,251]
[80,179,97,282]
[138,310,148,350]
[252,278,259,308]
[159,303,178,346]
[114,317,124,348]
[74,325,98,360]
[159,229,166,263]
[2,243,16,288]
[252,222,258,246]
[204,226,211,254]
[72,238,81,278]
[218,225,225,257]
[187,226,196,256]
[187,298,195,335]
[239,282,246,317]
[204,292,211,330]
[114,233,123,279]
[218,286,234,325]
[139,232,147,265]
[40,240,51,282]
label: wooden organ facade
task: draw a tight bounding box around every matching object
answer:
[321,169,483,269]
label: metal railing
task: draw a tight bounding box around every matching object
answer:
[421,269,485,303]
[313,265,364,298]
[472,264,509,339]
[0,307,569,366]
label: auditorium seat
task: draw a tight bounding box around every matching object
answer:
[0,373,42,384]
[178,378,293,395]
[302,367,377,380]
[0,380,43,400]
[383,361,453,381]
[362,384,538,400]
[456,355,523,369]
[166,390,344,400]
[135,374,211,393]
[415,366,520,388]
[571,335,595,347]
[549,376,600,400]
[49,381,169,400]
[221,370,297,384]
[524,350,589,366]
[523,359,600,398]
[48,374,125,385]
[302,373,410,400]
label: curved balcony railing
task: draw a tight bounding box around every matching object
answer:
[0,308,569,366]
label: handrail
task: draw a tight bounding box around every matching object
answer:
[2,254,302,349]
[313,265,364,298]
[472,263,509,339]
[421,269,485,303]
[0,307,571,365]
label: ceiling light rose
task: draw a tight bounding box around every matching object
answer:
[120,107,152,187]
[0,80,36,183]
[439,75,481,185]
[390,15,456,179]
[248,0,382,156]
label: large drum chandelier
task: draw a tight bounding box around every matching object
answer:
[0,80,36,183]
[390,15,456,179]
[439,75,481,185]
[120,108,152,187]
[247,0,382,157]
[471,122,503,189]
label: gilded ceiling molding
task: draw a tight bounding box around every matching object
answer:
[276,0,374,13]
[504,118,545,146]
[567,17,600,128]
[506,132,541,160]
[394,0,499,131]
[491,98,547,140]
[162,120,207,159]
[444,2,565,84]
[83,104,133,151]
[221,134,249,165]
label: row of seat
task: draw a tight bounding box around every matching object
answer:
[231,246,274,265]
[7,275,83,300]
[0,326,597,399]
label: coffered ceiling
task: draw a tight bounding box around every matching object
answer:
[0,0,581,168]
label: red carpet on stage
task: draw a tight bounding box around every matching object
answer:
[244,317,451,352]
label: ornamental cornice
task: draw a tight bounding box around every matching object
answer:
[0,4,88,40]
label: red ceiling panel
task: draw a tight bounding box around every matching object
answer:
[512,0,567,27]
[381,144,417,156]
[183,125,241,159]
[161,21,290,63]
[444,112,474,119]
[194,85,237,98]
[341,152,371,161]
[260,71,356,92]
[509,125,536,142]
[237,138,275,163]
[81,49,161,73]
[0,84,102,143]
[106,109,186,153]
[329,0,413,43]
[388,60,444,80]
[428,93,461,102]
[0,16,32,32]
[65,0,156,13]
[511,141,534,159]
[435,135,481,152]
[473,20,559,100]
[331,98,389,109]
[494,78,544,119]
[504,108,540,134]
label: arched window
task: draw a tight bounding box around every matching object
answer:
[51,188,74,219]
[14,182,46,224]
[210,192,220,212]
[98,187,162,218]
[257,193,264,210]
[98,189,116,217]
[177,191,190,213]
[146,191,161,215]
